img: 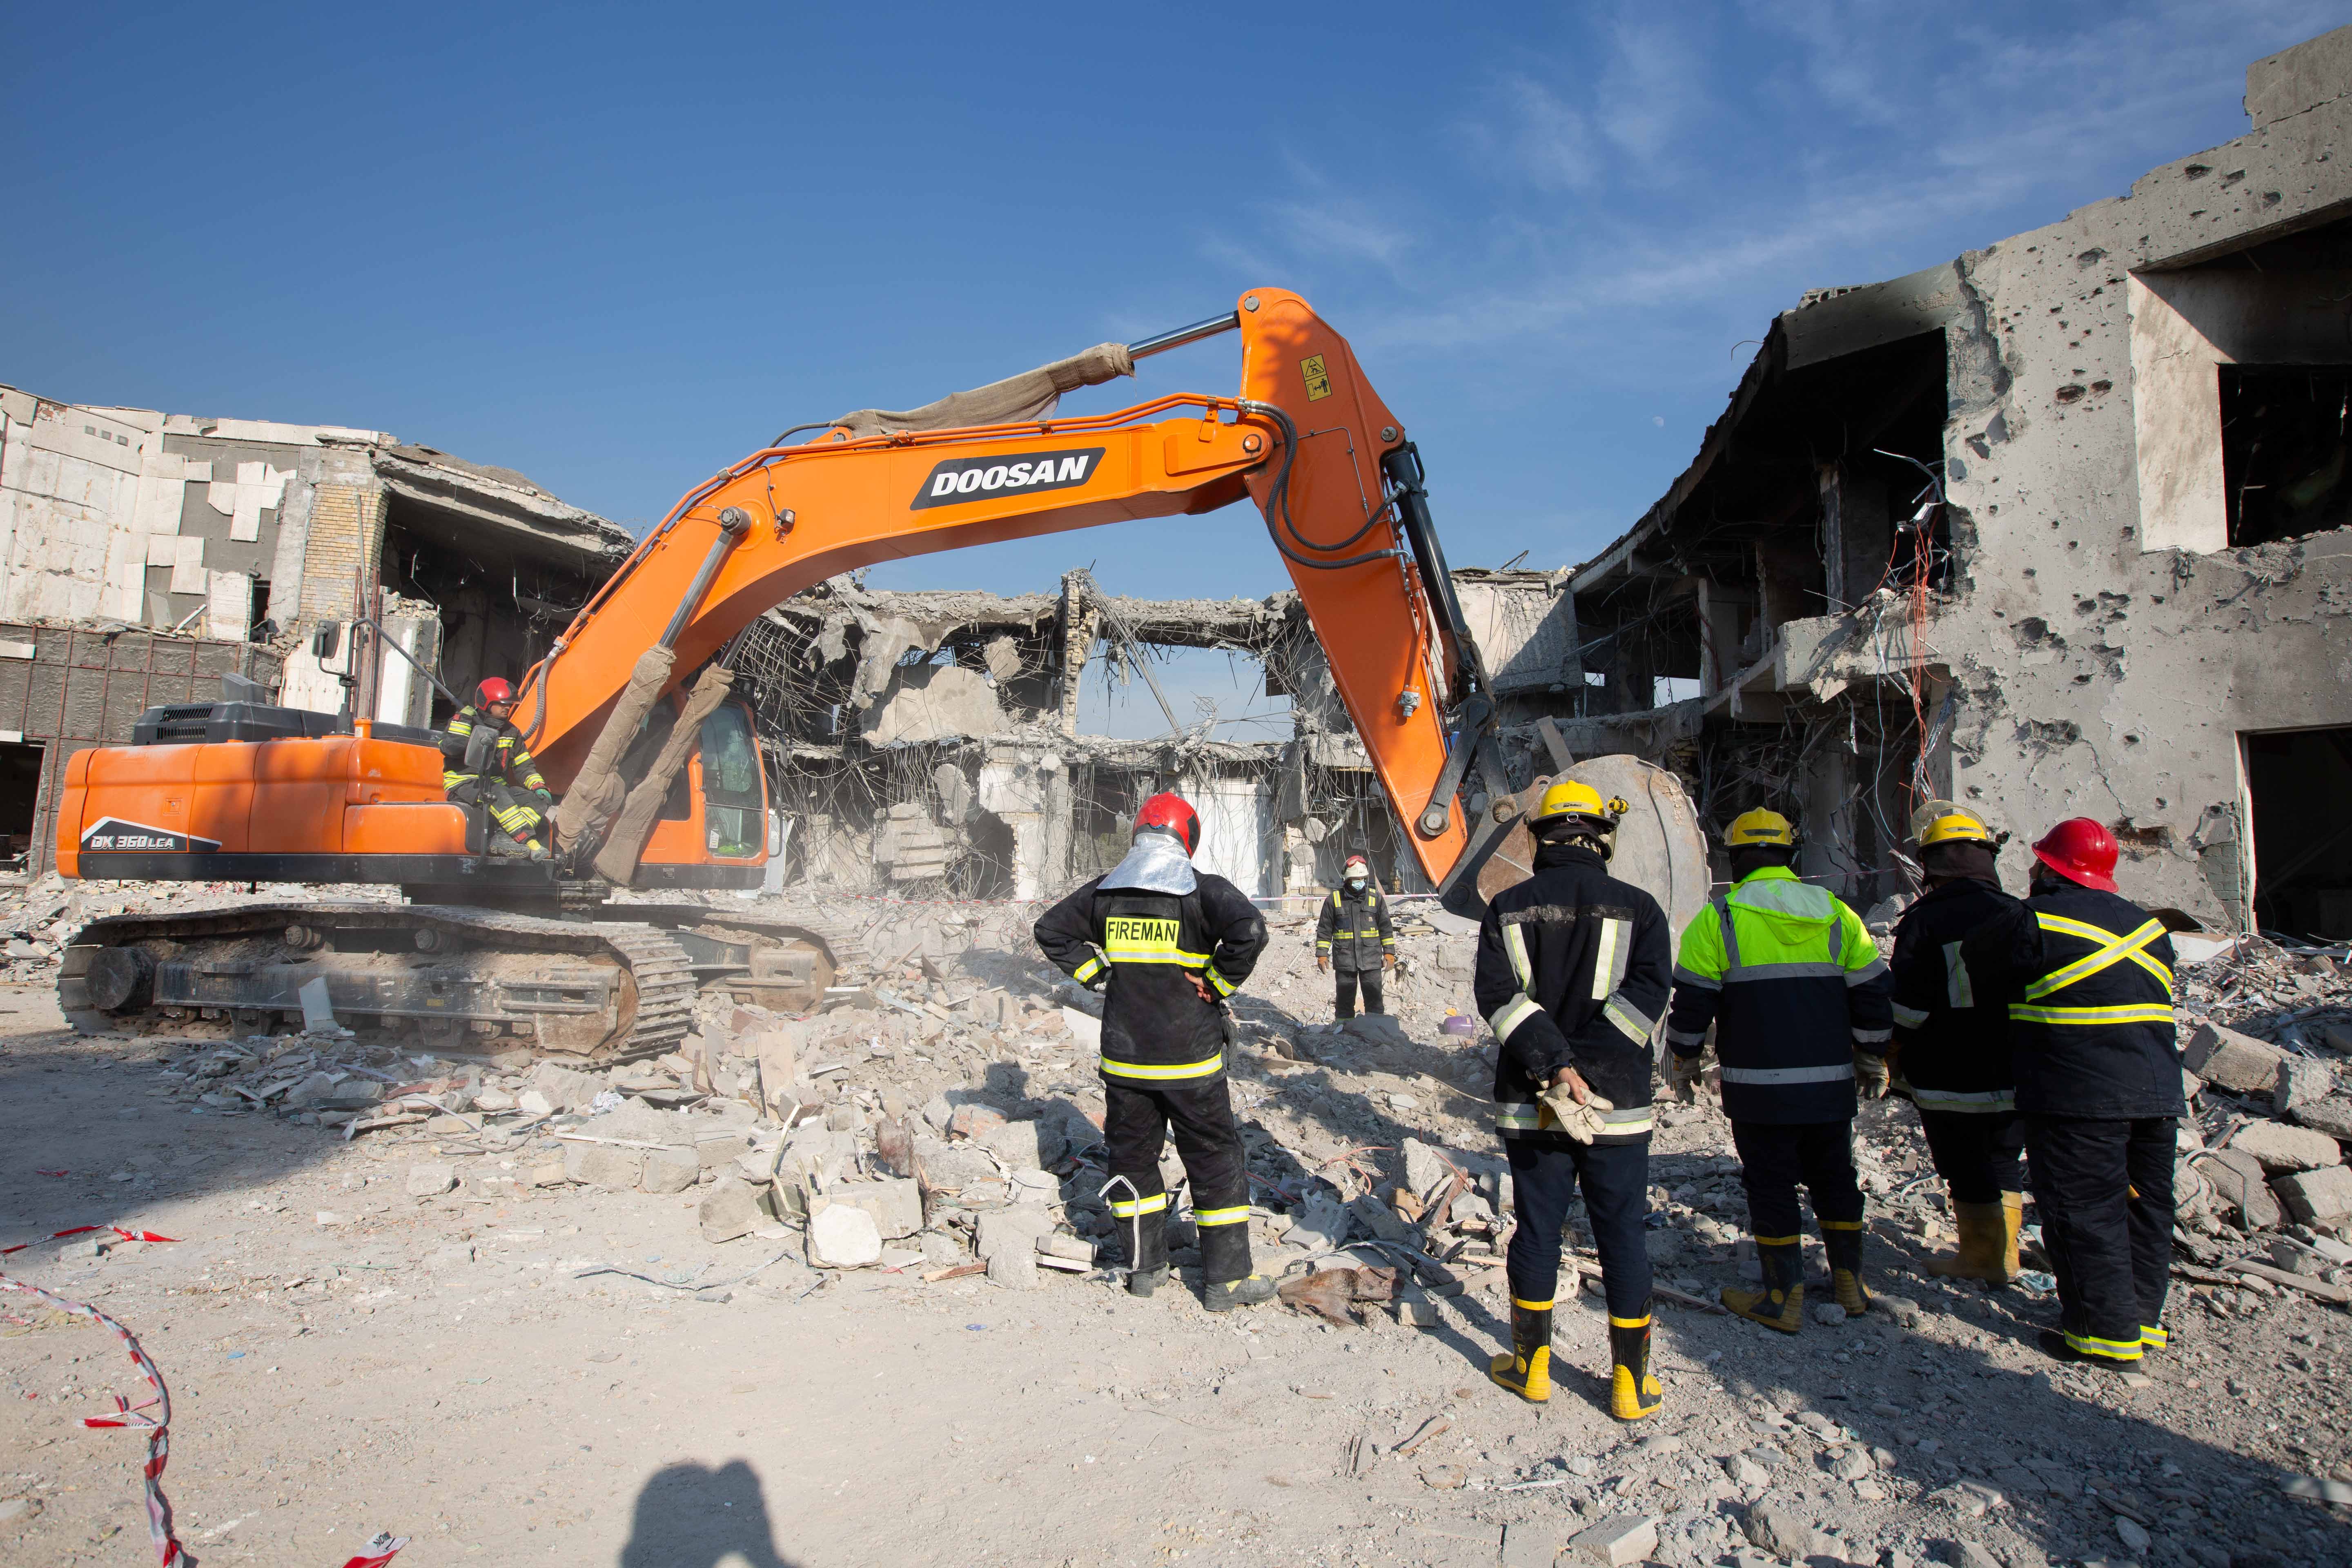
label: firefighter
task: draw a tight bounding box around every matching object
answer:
[1474,780,1672,1419]
[1664,809,1894,1332]
[1961,818,2183,1368]
[441,677,553,860]
[1033,793,1276,1311]
[1888,805,2026,1284]
[1315,853,1396,1020]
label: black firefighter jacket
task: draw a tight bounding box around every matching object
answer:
[1034,873,1267,1088]
[1888,876,2023,1114]
[1960,883,2185,1121]
[1314,884,1395,972]
[1472,840,1673,1146]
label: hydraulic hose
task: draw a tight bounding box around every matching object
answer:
[1234,400,1403,572]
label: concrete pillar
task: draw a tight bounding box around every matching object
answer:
[1055,570,1096,735]
[298,482,386,621]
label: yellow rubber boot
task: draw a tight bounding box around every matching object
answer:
[1608,1308,1663,1421]
[1926,1201,2001,1281]
[1489,1299,1552,1403]
[1997,1190,2024,1283]
[1722,1238,1804,1334]
[1824,1218,1870,1315]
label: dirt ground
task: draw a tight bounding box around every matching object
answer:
[3,902,2351,1568]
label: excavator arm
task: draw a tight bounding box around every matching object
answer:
[519,288,1504,894]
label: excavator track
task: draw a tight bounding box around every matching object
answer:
[60,902,713,1064]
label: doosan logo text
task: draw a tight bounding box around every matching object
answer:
[911,448,1105,510]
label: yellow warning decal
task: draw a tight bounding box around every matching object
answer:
[1301,354,1332,401]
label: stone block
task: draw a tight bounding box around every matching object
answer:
[1346,1192,1416,1245]
[1568,1515,1658,1568]
[981,1116,1066,1170]
[564,1143,643,1192]
[525,1060,604,1112]
[1038,1233,1094,1264]
[828,1177,923,1240]
[2274,1164,2352,1223]
[920,1230,966,1266]
[1742,1501,1821,1563]
[1341,1013,1412,1047]
[914,1136,998,1192]
[2231,1120,2343,1173]
[640,1147,700,1195]
[808,1204,883,1268]
[976,1207,1056,1261]
[987,1246,1040,1289]
[527,1159,567,1188]
[516,1089,556,1117]
[699,1176,766,1243]
[405,1162,456,1197]
[2294,1096,2352,1139]
[2197,1148,2285,1229]
[695,1130,746,1170]
[2276,1056,2337,1118]
[949,1103,1007,1140]
[2181,1021,2284,1094]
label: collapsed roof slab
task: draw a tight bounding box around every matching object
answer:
[373,445,631,572]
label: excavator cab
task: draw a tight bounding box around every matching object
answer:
[623,696,770,886]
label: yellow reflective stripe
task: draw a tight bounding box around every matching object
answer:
[1099,1053,1224,1081]
[2026,916,2172,1000]
[1912,1087,2017,1112]
[2007,1002,2176,1026]
[1207,969,1238,997]
[2064,1330,2143,1362]
[1591,917,1623,1001]
[1194,1205,1250,1227]
[1597,1109,1653,1136]
[1502,921,1534,989]
[1943,940,1976,1008]
[1315,940,1332,951]
[1109,1192,1169,1218]
[1891,1002,1931,1029]
[1495,1103,1544,1131]
[1753,1234,1801,1246]
[2140,1324,2168,1347]
[1602,996,1654,1045]
[1820,1219,1863,1232]
[1104,949,1215,965]
[1490,993,1544,1040]
[1512,1296,1554,1312]
[1608,1313,1651,1329]
[1072,956,1104,982]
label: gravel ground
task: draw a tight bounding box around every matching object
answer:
[1,888,2348,1567]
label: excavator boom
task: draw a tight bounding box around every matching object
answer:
[521,288,1481,886]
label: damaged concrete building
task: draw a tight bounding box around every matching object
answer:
[1559,26,2352,939]
[0,383,630,870]
[731,566,1578,904]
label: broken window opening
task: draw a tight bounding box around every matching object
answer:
[2245,726,2352,939]
[2220,365,2352,547]
[0,740,45,871]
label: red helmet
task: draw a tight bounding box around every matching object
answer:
[1134,792,1200,856]
[2031,817,2119,892]
[477,677,514,706]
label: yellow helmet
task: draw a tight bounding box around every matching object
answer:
[1526,778,1630,858]
[1725,808,1795,848]
[1917,809,1993,848]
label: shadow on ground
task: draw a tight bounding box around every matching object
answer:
[619,1459,798,1568]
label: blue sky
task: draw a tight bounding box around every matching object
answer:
[1,1,2336,635]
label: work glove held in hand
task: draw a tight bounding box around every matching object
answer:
[1536,1083,1615,1144]
[1854,1049,1890,1099]
[1666,1050,1706,1105]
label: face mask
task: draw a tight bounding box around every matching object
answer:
[1347,877,1366,890]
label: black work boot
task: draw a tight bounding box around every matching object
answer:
[1120,1203,1169,1297]
[1722,1236,1804,1333]
[1198,1219,1274,1312]
[1488,1297,1553,1403]
[1607,1303,1662,1421]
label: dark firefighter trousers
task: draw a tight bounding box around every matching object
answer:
[1503,1136,1650,1319]
[1731,1120,1865,1246]
[451,775,544,844]
[1918,1107,2026,1205]
[1104,1079,1253,1284]
[1334,968,1384,1020]
[2027,1114,2176,1358]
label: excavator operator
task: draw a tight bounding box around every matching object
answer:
[441,677,554,860]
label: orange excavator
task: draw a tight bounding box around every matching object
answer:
[53,290,1523,1060]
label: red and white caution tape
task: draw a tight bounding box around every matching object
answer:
[2,1226,406,1568]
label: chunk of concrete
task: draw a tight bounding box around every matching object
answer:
[914,1136,998,1192]
[2274,1164,2352,1223]
[976,1207,1057,1261]
[699,1175,766,1243]
[1568,1515,1659,1568]
[859,663,1006,746]
[827,1177,924,1240]
[2231,1120,2344,1173]
[2197,1147,2286,1229]
[2293,1096,2352,1140]
[808,1205,883,1269]
[405,1162,456,1197]
[639,1146,700,1195]
[2182,1021,2285,1094]
[1401,1137,1452,1202]
[1060,1006,1101,1052]
[1742,1501,1821,1563]
[525,1060,606,1112]
[986,1246,1040,1289]
[1341,1013,1412,1048]
[564,1143,643,1192]
[981,1116,1067,1170]
[2276,1055,2338,1118]
[1499,1521,1561,1568]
